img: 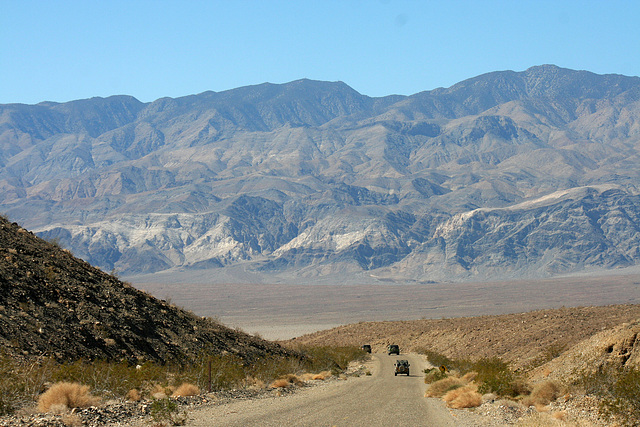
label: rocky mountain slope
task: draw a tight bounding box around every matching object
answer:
[0,215,294,363]
[2,65,640,283]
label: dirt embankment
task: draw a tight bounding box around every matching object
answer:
[290,304,640,371]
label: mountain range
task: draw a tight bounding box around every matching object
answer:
[2,64,640,284]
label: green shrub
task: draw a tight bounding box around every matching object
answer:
[578,367,640,427]
[417,349,454,369]
[423,367,448,384]
[473,357,521,397]
[149,397,186,426]
[417,349,524,398]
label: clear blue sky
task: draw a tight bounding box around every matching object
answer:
[2,0,639,105]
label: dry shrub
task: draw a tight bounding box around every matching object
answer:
[443,384,482,409]
[299,373,315,381]
[425,377,466,398]
[37,382,100,413]
[172,383,200,397]
[281,374,304,386]
[126,389,141,402]
[312,371,332,381]
[269,378,290,388]
[150,384,174,400]
[461,371,478,382]
[424,369,447,384]
[521,380,562,407]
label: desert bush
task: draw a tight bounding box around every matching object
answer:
[419,349,526,398]
[126,388,141,401]
[149,397,187,426]
[521,380,562,407]
[425,377,466,398]
[578,366,640,427]
[473,357,522,397]
[150,384,174,399]
[269,378,291,388]
[269,373,304,389]
[443,384,483,408]
[171,383,200,397]
[37,382,100,413]
[417,349,455,370]
[423,367,448,384]
[312,370,332,380]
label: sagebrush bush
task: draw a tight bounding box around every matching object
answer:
[521,380,562,407]
[419,349,526,398]
[172,383,200,397]
[149,397,186,426]
[37,382,100,413]
[443,384,482,408]
[425,377,466,398]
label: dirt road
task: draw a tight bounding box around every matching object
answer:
[186,353,460,426]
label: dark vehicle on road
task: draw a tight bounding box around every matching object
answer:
[387,344,399,355]
[394,360,410,376]
[361,344,372,353]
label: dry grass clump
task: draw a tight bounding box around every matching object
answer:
[521,380,562,408]
[313,371,332,380]
[269,378,291,388]
[125,388,141,402]
[443,384,482,409]
[298,370,332,381]
[150,384,174,399]
[425,376,466,398]
[171,382,200,397]
[37,382,100,413]
[270,374,305,388]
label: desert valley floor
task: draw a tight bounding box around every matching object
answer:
[134,271,640,340]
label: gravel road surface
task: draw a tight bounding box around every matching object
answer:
[187,352,460,426]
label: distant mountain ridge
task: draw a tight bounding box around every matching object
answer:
[2,65,640,284]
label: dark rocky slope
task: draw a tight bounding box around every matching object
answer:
[0,215,293,363]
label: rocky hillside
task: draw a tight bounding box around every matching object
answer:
[290,304,640,371]
[0,215,294,364]
[2,65,640,283]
